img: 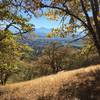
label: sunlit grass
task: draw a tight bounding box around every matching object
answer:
[0,65,100,100]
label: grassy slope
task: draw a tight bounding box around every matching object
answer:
[0,65,100,100]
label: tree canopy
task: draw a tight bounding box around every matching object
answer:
[25,0,100,56]
[0,0,34,85]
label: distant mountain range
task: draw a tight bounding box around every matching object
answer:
[35,27,52,37]
[21,37,84,49]
[20,27,84,54]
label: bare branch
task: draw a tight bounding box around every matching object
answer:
[68,34,88,44]
[4,22,15,31]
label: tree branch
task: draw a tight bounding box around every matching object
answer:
[80,0,93,31]
[89,0,100,41]
[4,22,15,31]
[68,34,88,44]
[93,0,99,15]
[42,4,89,29]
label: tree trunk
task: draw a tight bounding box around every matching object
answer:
[92,32,100,58]
[3,74,10,85]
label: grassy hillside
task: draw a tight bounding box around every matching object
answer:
[0,65,100,100]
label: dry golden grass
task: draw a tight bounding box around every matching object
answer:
[0,65,100,100]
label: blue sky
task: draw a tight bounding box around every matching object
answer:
[29,16,62,29]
